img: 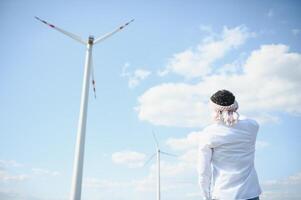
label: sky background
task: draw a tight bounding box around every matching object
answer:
[0,0,301,200]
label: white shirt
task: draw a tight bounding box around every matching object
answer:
[197,117,262,200]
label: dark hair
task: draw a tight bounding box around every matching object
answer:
[210,90,235,106]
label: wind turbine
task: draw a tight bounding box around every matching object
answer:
[35,17,134,200]
[144,131,177,200]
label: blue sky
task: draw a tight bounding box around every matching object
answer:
[0,0,301,199]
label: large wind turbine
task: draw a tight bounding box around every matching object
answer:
[35,17,134,200]
[144,131,177,200]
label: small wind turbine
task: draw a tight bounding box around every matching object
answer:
[35,17,134,200]
[144,131,177,200]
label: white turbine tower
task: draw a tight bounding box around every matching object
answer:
[35,17,134,200]
[144,131,177,200]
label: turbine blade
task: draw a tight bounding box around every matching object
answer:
[152,130,159,149]
[91,54,97,99]
[93,19,134,45]
[143,153,156,167]
[35,16,86,45]
[160,151,178,157]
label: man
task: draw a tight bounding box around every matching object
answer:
[198,90,261,200]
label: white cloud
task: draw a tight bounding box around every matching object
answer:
[186,191,202,198]
[161,25,254,78]
[0,160,29,182]
[31,168,60,176]
[263,172,301,187]
[178,149,198,165]
[292,29,301,36]
[0,160,23,169]
[261,171,301,200]
[256,140,270,149]
[166,131,200,151]
[133,161,195,193]
[84,177,131,189]
[165,132,201,165]
[0,170,29,182]
[153,161,191,177]
[135,82,211,127]
[84,176,156,192]
[121,63,151,88]
[0,189,41,200]
[0,160,60,183]
[112,150,146,168]
[131,175,155,192]
[136,44,301,127]
[216,52,247,75]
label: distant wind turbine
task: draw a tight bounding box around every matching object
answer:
[35,16,134,200]
[144,131,177,200]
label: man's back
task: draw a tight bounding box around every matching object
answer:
[198,118,262,200]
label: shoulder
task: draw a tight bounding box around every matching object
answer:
[199,124,216,138]
[238,116,260,131]
[198,124,220,146]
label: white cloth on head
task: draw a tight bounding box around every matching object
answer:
[210,100,240,126]
[197,117,262,200]
[210,100,239,112]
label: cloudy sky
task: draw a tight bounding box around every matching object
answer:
[0,0,300,199]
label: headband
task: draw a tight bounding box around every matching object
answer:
[210,100,239,112]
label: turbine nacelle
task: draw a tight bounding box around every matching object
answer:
[88,35,94,45]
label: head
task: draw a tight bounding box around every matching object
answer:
[210,90,239,126]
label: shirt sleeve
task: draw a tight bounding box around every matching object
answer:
[197,132,213,200]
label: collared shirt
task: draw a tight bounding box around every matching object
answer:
[197,117,262,200]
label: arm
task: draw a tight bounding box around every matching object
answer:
[197,141,213,200]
